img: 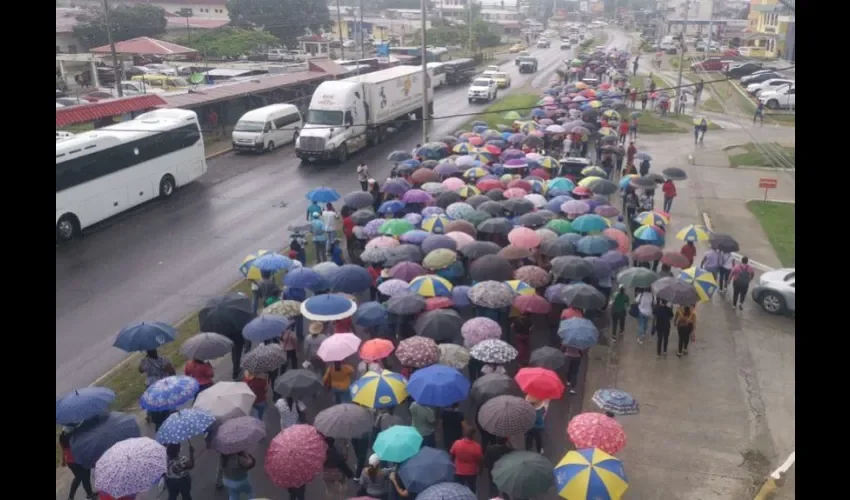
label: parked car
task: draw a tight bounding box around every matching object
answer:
[468,78,498,103]
[267,49,291,61]
[747,79,794,95]
[726,62,764,78]
[740,71,782,85]
[759,85,795,110]
[751,268,795,314]
[690,57,728,72]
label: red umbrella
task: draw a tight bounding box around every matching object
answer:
[529,168,550,180]
[360,339,394,361]
[425,297,454,311]
[567,412,627,455]
[602,228,629,255]
[515,367,565,400]
[631,244,663,263]
[660,251,690,268]
[476,179,504,192]
[512,295,551,315]
[484,144,502,155]
[507,179,533,192]
[503,187,528,199]
[468,135,485,146]
[507,227,542,249]
[265,424,328,489]
[572,186,592,197]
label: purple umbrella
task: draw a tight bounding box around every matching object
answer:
[400,229,430,245]
[404,213,423,226]
[435,163,459,176]
[501,149,525,161]
[595,205,620,218]
[461,317,502,348]
[422,206,446,218]
[452,285,471,307]
[507,134,525,144]
[561,200,591,216]
[378,279,410,297]
[544,283,568,304]
[383,179,412,196]
[390,262,428,282]
[421,234,458,254]
[504,158,528,169]
[600,250,629,271]
[210,416,266,455]
[403,189,434,204]
[584,199,605,212]
[584,256,613,279]
[94,437,166,498]
[364,218,385,238]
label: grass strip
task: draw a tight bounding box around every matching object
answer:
[728,142,795,168]
[465,92,541,130]
[746,201,796,267]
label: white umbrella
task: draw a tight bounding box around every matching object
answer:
[193,381,254,422]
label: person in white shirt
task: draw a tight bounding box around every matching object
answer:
[321,203,341,237]
[718,251,734,292]
[635,288,654,344]
[356,163,369,191]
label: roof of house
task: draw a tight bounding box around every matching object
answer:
[56,8,84,34]
[90,37,198,56]
[56,94,168,128]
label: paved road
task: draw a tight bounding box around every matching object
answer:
[55,28,629,396]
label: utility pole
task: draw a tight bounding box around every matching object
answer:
[420,0,429,143]
[336,0,345,60]
[705,0,715,56]
[102,0,123,97]
[359,0,365,64]
[468,1,474,57]
[674,0,689,113]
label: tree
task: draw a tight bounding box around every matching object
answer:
[177,27,278,58]
[228,0,331,48]
[73,5,168,48]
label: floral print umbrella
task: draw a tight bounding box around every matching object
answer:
[94,437,166,498]
[514,265,551,288]
[140,376,199,412]
[265,424,328,489]
[439,343,471,369]
[470,339,518,364]
[461,317,502,348]
[467,281,516,308]
[395,336,440,368]
[241,343,288,373]
[366,236,401,250]
[377,278,410,297]
[567,412,627,455]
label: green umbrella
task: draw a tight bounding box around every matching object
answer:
[617,267,660,288]
[570,59,583,66]
[466,211,492,228]
[544,219,573,235]
[422,248,458,271]
[379,219,414,237]
[492,451,554,498]
[503,111,522,120]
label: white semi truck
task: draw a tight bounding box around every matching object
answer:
[295,65,433,163]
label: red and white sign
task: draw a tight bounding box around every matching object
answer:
[758,178,778,189]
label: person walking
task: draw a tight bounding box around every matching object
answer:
[718,250,734,293]
[674,305,697,357]
[359,455,390,500]
[357,163,370,191]
[694,117,708,146]
[306,200,322,221]
[635,287,654,345]
[257,270,280,310]
[653,299,674,359]
[275,396,306,430]
[220,451,255,500]
[441,403,465,451]
[640,92,648,110]
[410,401,437,448]
[700,248,722,285]
[483,437,513,497]
[524,396,548,453]
[323,437,355,500]
[279,326,298,374]
[304,322,327,375]
[310,212,328,263]
[618,119,629,145]
[323,361,355,404]
[730,256,755,310]
[629,115,638,140]
[60,428,97,499]
[139,349,175,423]
[677,93,688,114]
[450,427,483,493]
[754,101,765,125]
[322,203,341,239]
[183,358,214,398]
[563,346,582,394]
[164,443,194,500]
[243,371,269,421]
[609,285,629,341]
[661,178,676,213]
[680,240,697,268]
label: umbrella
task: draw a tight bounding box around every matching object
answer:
[69,412,142,468]
[93,437,166,498]
[633,224,665,243]
[592,388,640,416]
[459,241,501,259]
[544,219,574,235]
[584,256,613,280]
[437,191,464,208]
[515,265,551,288]
[461,317,502,348]
[140,375,199,412]
[551,256,595,280]
[558,318,600,350]
[468,280,516,309]
[193,381,255,422]
[418,482,476,500]
[577,235,616,256]
[199,293,254,339]
[446,219,478,237]
[300,294,357,321]
[680,267,719,301]
[422,234,459,254]
[354,302,389,328]
[380,219,414,237]
[662,167,688,180]
[399,447,456,493]
[555,448,629,500]
[414,309,463,343]
[389,150,413,162]
[572,214,610,233]
[273,369,324,399]
[634,210,671,227]
[503,198,535,216]
[265,424,328,489]
[241,343,287,373]
[562,283,607,310]
[242,314,291,343]
[595,205,620,218]
[383,178,412,196]
[629,176,656,189]
[396,336,441,368]
[253,252,293,273]
[616,267,659,289]
[507,227,542,249]
[56,387,115,425]
[344,191,377,209]
[451,285,472,307]
[284,268,327,290]
[470,373,521,405]
[409,275,454,298]
[493,451,555,499]
[518,211,547,228]
[513,294,552,315]
[676,224,712,242]
[388,244,425,265]
[506,279,536,296]
[374,425,423,463]
[386,292,427,315]
[155,408,216,444]
[314,403,373,439]
[390,261,428,282]
[515,367,565,400]
[411,169,440,185]
[478,395,536,437]
[470,339,518,364]
[541,238,577,257]
[469,255,515,282]
[651,277,700,305]
[239,249,269,281]
[180,332,233,361]
[328,264,375,293]
[438,343,470,369]
[567,412,627,455]
[631,244,663,263]
[351,209,377,226]
[209,415,266,454]
[113,321,176,352]
[562,200,591,216]
[408,364,470,406]
[661,251,691,268]
[446,231,475,250]
[709,233,740,252]
[422,215,451,234]
[529,346,566,370]
[423,248,458,271]
[544,283,568,304]
[360,338,394,362]
[600,250,629,271]
[317,332,361,362]
[477,200,505,217]
[477,217,515,235]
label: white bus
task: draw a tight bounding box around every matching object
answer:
[427,62,446,88]
[56,108,207,242]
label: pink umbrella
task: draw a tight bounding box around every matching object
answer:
[595,205,620,218]
[445,231,475,249]
[317,332,361,362]
[365,236,400,250]
[561,200,591,216]
[514,265,550,288]
[507,227,542,249]
[461,317,502,348]
[442,177,466,191]
[503,187,528,199]
[603,228,630,255]
[265,424,328,489]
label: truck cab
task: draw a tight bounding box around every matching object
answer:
[518,56,538,73]
[296,81,367,163]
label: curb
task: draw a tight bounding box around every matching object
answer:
[702,212,775,272]
[746,198,795,205]
[205,147,233,160]
[731,165,793,172]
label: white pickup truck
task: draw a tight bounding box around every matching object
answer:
[467,77,498,104]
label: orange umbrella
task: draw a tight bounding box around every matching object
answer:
[602,228,629,255]
[359,339,394,361]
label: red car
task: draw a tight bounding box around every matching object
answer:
[722,48,740,57]
[690,57,729,72]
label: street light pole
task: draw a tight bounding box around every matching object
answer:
[102,0,123,97]
[336,0,345,60]
[674,0,690,113]
[421,0,429,143]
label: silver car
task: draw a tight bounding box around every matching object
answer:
[751,268,795,314]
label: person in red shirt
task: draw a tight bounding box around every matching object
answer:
[626,141,637,163]
[618,120,630,145]
[98,494,135,500]
[680,241,697,267]
[60,429,97,499]
[450,426,483,493]
[184,358,214,395]
[243,371,269,420]
[629,88,638,108]
[367,264,381,301]
[561,306,584,320]
[661,179,677,213]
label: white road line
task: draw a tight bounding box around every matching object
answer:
[771,451,795,479]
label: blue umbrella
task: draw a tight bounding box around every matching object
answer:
[140,375,199,412]
[305,187,341,203]
[388,150,413,162]
[69,412,142,468]
[577,235,617,256]
[400,229,430,245]
[436,261,465,280]
[571,214,610,233]
[451,285,471,307]
[545,195,572,213]
[600,250,630,271]
[242,314,291,342]
[155,408,216,444]
[383,179,412,196]
[591,388,640,416]
[418,482,476,500]
[56,387,115,425]
[354,301,388,327]
[558,317,599,350]
[408,365,470,407]
[401,159,421,169]
[283,268,326,290]
[253,252,293,273]
[547,188,572,198]
[559,233,582,245]
[327,264,373,293]
[378,200,407,214]
[399,447,456,493]
[301,293,357,321]
[113,321,176,352]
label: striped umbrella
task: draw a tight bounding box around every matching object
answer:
[408,275,454,298]
[350,370,409,409]
[456,185,481,199]
[554,448,629,500]
[679,267,719,301]
[505,279,536,296]
[634,210,671,227]
[421,215,452,234]
[675,224,712,242]
[239,250,270,281]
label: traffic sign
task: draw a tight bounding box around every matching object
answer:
[759,178,777,200]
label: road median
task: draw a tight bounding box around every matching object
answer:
[463,91,541,130]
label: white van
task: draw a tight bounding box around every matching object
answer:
[232,104,302,153]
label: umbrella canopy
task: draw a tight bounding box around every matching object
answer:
[469,254,515,282]
[459,241,502,259]
[513,294,552,315]
[300,294,357,321]
[396,336,441,368]
[327,264,374,293]
[317,332,361,362]
[180,332,233,361]
[351,370,409,408]
[558,317,600,350]
[265,424,328,489]
[193,381,254,422]
[551,256,595,280]
[390,262,428,282]
[577,235,617,256]
[422,248,458,271]
[470,373,522,405]
[562,283,607,310]
[399,447,456,493]
[409,275,453,298]
[468,280,516,308]
[314,403,373,439]
[541,238,577,257]
[592,388,640,416]
[438,343,470,369]
[155,408,216,444]
[374,425,423,462]
[385,292,427,317]
[661,251,691,269]
[568,412,627,455]
[241,343,287,373]
[493,451,556,499]
[515,367,565,400]
[351,209,377,226]
[273,369,324,399]
[140,375,199,412]
[94,437,166,498]
[114,321,176,352]
[414,309,463,343]
[242,315,291,343]
[283,268,327,290]
[680,266,719,301]
[198,293,254,339]
[651,277,700,305]
[210,415,266,454]
[354,302,389,328]
[676,224,712,242]
[631,244,664,263]
[408,364,470,406]
[508,227,542,249]
[418,482,476,500]
[555,448,629,500]
[56,387,115,425]
[499,244,532,260]
[709,233,740,253]
[69,412,142,468]
[360,338,394,361]
[478,395,536,437]
[470,339,518,364]
[662,167,687,180]
[515,265,551,288]
[461,317,502,348]
[477,217,515,235]
[529,346,567,370]
[344,191,377,209]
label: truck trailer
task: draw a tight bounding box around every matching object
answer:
[295,65,434,163]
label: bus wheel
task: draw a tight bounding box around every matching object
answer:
[56,214,79,243]
[159,175,176,198]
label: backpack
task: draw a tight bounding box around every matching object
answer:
[734,266,753,287]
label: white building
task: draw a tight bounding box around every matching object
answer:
[56,8,85,54]
[662,0,720,35]
[57,0,229,19]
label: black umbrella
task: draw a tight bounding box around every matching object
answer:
[343,191,375,209]
[662,167,688,180]
[587,178,619,195]
[502,198,535,216]
[414,309,464,343]
[534,209,557,222]
[518,212,547,229]
[469,254,515,282]
[199,293,255,339]
[273,369,324,399]
[561,283,607,310]
[485,188,506,201]
[351,209,377,226]
[600,136,619,145]
[651,277,700,305]
[470,373,521,405]
[465,211,492,228]
[646,172,665,184]
[385,244,424,266]
[69,412,142,468]
[529,346,566,370]
[477,201,505,217]
[541,239,576,257]
[386,292,427,315]
[421,160,439,169]
[523,135,544,148]
[314,403,373,439]
[709,233,740,253]
[477,217,514,234]
[629,176,657,189]
[551,256,594,280]
[436,191,463,209]
[465,194,490,208]
[459,241,501,259]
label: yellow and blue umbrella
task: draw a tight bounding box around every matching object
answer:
[421,215,452,234]
[578,175,605,188]
[675,224,711,242]
[634,210,670,227]
[633,224,665,243]
[453,143,479,154]
[239,250,270,281]
[588,100,603,108]
[350,370,409,409]
[555,448,629,500]
[679,267,718,301]
[526,179,545,194]
[536,156,559,169]
[470,152,492,164]
[602,110,620,120]
[581,166,608,178]
[456,185,481,199]
[409,275,454,298]
[505,280,536,296]
[464,167,489,180]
